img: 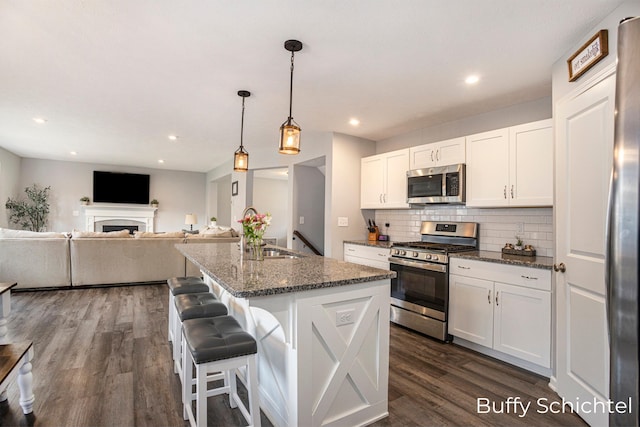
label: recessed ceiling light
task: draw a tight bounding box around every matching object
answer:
[33,117,47,124]
[349,118,360,126]
[70,151,77,156]
[158,159,165,164]
[465,75,480,85]
[168,135,178,141]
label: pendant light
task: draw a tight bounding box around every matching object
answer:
[279,39,303,155]
[234,90,251,172]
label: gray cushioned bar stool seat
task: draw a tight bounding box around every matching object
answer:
[182,316,260,427]
[172,292,228,379]
[167,277,209,344]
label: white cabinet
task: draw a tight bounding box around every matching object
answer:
[360,149,409,209]
[466,119,552,207]
[409,137,465,169]
[343,243,390,270]
[449,258,551,369]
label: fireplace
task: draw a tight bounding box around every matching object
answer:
[103,225,139,234]
[83,205,157,232]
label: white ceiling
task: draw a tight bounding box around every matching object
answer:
[0,0,625,173]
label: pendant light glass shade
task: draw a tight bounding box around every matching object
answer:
[233,146,249,171]
[233,90,251,172]
[279,40,303,155]
[279,119,301,154]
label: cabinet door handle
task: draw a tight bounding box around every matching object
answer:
[347,248,355,252]
[487,289,491,304]
[521,275,538,280]
[511,185,514,199]
[431,151,434,162]
[384,193,387,203]
[457,265,471,270]
[503,186,507,199]
[436,149,440,162]
[495,291,499,306]
[379,194,383,203]
[378,253,387,257]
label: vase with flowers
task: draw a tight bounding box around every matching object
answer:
[238,212,272,261]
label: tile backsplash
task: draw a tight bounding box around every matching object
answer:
[374,206,554,257]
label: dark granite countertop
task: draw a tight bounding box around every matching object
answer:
[450,250,554,270]
[176,242,395,298]
[343,240,394,249]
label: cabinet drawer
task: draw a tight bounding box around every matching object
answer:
[450,258,551,291]
[344,244,389,260]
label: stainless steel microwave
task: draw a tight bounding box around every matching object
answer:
[407,164,465,204]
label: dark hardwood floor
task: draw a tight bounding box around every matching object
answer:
[0,285,586,427]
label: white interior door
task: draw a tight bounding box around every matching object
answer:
[554,68,615,427]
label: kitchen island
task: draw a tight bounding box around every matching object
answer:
[175,243,394,427]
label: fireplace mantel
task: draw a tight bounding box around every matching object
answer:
[84,205,157,232]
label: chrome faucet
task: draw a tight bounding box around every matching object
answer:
[241,206,258,218]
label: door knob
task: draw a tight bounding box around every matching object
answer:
[553,262,566,273]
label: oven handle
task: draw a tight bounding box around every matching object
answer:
[389,257,447,273]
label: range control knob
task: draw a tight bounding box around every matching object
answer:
[425,254,432,260]
[431,255,439,262]
[400,250,406,256]
[412,251,419,258]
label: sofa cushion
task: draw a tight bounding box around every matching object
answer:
[0,228,68,239]
[190,226,238,238]
[134,231,185,238]
[72,229,131,238]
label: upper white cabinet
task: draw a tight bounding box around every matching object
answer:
[409,137,466,169]
[466,119,553,207]
[361,149,410,209]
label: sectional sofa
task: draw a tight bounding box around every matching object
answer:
[0,228,239,290]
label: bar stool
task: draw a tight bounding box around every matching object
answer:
[172,292,228,382]
[167,277,209,344]
[182,316,260,427]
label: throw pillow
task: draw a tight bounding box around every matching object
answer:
[71,229,132,238]
[134,231,185,238]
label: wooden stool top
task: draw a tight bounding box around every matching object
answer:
[0,283,17,297]
[0,341,33,384]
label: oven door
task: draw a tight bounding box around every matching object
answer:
[389,258,448,321]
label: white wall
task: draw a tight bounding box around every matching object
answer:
[18,158,206,232]
[552,1,640,105]
[253,177,288,246]
[328,133,377,259]
[214,174,232,227]
[0,147,22,228]
[377,97,551,153]
[293,165,324,253]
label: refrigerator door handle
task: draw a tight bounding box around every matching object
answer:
[604,169,614,346]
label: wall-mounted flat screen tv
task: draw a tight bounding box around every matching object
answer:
[93,171,150,204]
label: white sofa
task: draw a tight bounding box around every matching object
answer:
[0,237,71,288]
[0,228,239,289]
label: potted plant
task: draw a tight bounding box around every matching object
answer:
[5,184,51,232]
[80,196,90,205]
[150,199,159,208]
[210,216,217,227]
[515,235,524,250]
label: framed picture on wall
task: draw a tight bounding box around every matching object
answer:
[231,180,238,196]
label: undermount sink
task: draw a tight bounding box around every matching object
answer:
[262,248,303,259]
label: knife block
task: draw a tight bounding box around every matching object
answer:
[368,226,379,241]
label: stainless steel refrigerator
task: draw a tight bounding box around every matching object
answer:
[607,15,640,427]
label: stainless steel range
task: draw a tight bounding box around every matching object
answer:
[389,221,478,341]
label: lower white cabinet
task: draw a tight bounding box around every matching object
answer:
[449,258,551,369]
[343,243,390,270]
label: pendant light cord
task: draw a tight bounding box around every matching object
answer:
[240,96,246,149]
[288,50,295,121]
